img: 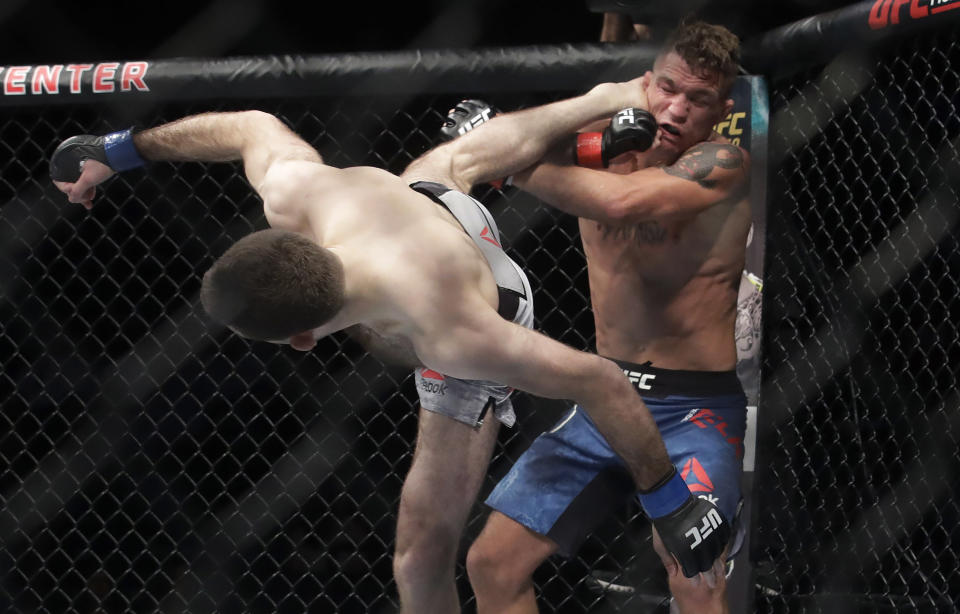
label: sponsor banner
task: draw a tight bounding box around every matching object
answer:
[0,47,669,106]
[742,0,960,76]
[870,0,960,30]
[716,76,768,414]
[0,62,150,98]
[718,76,768,614]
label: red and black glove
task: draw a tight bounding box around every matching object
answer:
[575,107,657,168]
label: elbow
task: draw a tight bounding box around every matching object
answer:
[447,148,481,192]
[242,109,281,126]
[404,141,474,193]
[237,110,281,135]
[238,111,289,150]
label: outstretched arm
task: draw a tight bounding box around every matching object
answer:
[52,111,321,214]
[401,80,648,192]
[131,111,322,187]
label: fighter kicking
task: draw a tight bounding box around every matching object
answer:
[50,89,729,612]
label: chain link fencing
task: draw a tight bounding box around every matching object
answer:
[1,16,959,614]
[2,92,641,613]
[755,21,960,614]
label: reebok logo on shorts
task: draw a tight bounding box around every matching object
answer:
[418,369,447,395]
[681,457,714,493]
[683,407,745,459]
[698,493,720,505]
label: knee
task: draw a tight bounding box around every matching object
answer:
[466,534,525,594]
[393,518,460,584]
[465,537,497,587]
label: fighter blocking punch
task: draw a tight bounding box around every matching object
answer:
[436,19,748,614]
[49,97,730,611]
[439,96,730,580]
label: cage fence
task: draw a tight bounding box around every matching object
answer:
[2,6,960,614]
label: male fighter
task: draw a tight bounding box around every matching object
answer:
[439,20,751,614]
[49,91,729,612]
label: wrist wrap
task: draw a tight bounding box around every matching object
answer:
[103,129,146,172]
[575,132,605,168]
[638,467,691,519]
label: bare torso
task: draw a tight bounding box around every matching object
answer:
[267,163,500,366]
[580,147,751,371]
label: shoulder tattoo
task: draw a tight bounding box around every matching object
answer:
[662,143,744,189]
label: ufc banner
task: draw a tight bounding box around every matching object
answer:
[718,75,768,611]
[720,76,767,454]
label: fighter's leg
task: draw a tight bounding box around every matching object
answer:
[393,406,499,614]
[473,406,634,612]
[647,400,746,614]
[466,511,558,614]
[652,527,729,614]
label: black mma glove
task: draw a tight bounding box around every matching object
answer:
[639,466,730,578]
[50,128,146,182]
[439,99,500,141]
[438,99,511,190]
[575,107,657,168]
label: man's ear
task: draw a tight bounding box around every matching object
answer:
[721,98,735,121]
[632,23,653,40]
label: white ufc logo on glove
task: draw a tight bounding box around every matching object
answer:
[684,508,723,549]
[457,109,494,135]
[617,108,636,125]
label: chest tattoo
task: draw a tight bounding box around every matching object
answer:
[597,221,668,245]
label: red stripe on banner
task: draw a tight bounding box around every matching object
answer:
[932,2,960,14]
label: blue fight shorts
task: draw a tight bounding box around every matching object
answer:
[486,359,747,557]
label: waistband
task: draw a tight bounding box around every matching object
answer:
[609,358,744,399]
[410,180,526,321]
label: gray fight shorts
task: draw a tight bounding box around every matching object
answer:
[410,181,535,428]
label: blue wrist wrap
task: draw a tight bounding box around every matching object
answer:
[103,129,146,172]
[638,468,691,519]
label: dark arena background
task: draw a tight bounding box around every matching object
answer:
[2,1,959,612]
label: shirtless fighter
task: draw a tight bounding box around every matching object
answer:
[49,92,729,612]
[439,21,751,614]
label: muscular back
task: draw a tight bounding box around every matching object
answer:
[260,163,501,364]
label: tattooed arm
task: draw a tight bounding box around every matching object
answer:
[512,141,750,224]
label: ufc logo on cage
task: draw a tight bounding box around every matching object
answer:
[684,508,723,549]
[616,108,637,125]
[457,108,494,135]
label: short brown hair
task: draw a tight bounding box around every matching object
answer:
[200,229,344,340]
[661,20,740,95]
